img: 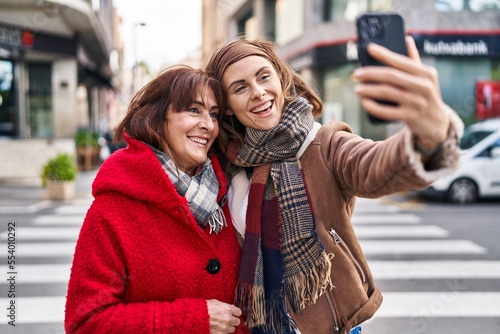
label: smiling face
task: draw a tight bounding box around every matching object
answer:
[165,88,220,176]
[222,55,284,131]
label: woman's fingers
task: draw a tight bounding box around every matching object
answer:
[207,300,242,334]
[365,37,437,82]
[354,38,441,105]
[354,36,450,145]
[405,36,421,64]
[353,66,437,109]
[365,42,414,71]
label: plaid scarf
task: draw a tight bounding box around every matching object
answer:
[230,98,333,332]
[151,146,226,233]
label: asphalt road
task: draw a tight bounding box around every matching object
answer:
[358,193,500,334]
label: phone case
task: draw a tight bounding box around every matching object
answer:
[356,12,408,123]
[356,12,407,66]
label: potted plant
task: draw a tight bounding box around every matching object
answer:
[41,153,77,200]
[75,128,101,170]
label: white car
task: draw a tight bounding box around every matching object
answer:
[420,117,500,203]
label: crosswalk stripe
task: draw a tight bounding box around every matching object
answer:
[353,205,400,213]
[70,198,93,205]
[375,292,500,317]
[360,240,487,255]
[0,296,65,323]
[352,214,421,224]
[355,225,449,238]
[370,261,500,279]
[0,200,53,214]
[0,264,71,283]
[7,261,498,285]
[54,205,90,215]
[32,215,84,226]
[3,292,499,324]
[1,227,80,240]
[355,198,394,206]
[13,242,76,257]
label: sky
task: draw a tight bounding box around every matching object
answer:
[113,0,202,72]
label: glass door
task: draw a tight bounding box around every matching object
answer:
[27,62,52,138]
[0,60,16,138]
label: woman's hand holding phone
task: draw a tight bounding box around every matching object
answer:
[354,29,450,151]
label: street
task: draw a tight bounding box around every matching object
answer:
[0,171,96,334]
[358,194,500,334]
[0,179,499,333]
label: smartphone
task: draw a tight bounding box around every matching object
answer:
[356,12,408,123]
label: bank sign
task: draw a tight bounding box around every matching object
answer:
[412,33,500,57]
[0,24,34,49]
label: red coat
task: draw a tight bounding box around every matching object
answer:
[65,136,248,333]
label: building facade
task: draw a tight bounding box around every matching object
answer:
[201,0,500,139]
[0,0,121,183]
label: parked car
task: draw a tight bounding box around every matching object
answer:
[419,117,500,203]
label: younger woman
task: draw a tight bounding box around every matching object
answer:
[205,37,463,334]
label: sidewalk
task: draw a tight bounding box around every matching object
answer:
[0,168,98,210]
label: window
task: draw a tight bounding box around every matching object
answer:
[323,0,391,21]
[436,0,500,12]
[27,63,53,138]
[276,0,304,45]
[460,129,494,149]
[0,60,15,138]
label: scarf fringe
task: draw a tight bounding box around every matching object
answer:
[208,206,226,234]
[235,283,266,328]
[236,283,288,333]
[284,251,333,313]
[238,252,334,331]
[263,299,287,333]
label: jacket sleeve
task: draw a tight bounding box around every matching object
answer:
[64,205,210,334]
[318,107,462,199]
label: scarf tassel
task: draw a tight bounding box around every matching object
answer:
[235,282,266,328]
[263,299,287,333]
[284,251,333,313]
[236,282,289,333]
[208,206,227,234]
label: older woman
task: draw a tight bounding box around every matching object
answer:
[65,65,249,334]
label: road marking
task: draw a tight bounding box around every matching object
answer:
[380,196,427,210]
[355,198,387,205]
[0,296,65,323]
[14,242,76,257]
[32,215,84,226]
[370,261,500,279]
[0,200,53,214]
[70,198,93,205]
[352,214,421,224]
[353,205,400,213]
[376,292,500,317]
[0,264,71,283]
[359,240,486,255]
[3,292,498,324]
[1,227,80,240]
[54,205,90,215]
[355,225,449,238]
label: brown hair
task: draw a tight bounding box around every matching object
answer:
[205,37,323,146]
[114,65,226,160]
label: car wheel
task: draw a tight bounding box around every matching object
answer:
[447,178,478,204]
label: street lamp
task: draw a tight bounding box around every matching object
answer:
[132,22,146,93]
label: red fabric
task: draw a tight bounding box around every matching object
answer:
[65,135,248,334]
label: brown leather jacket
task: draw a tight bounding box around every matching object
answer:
[289,121,460,334]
